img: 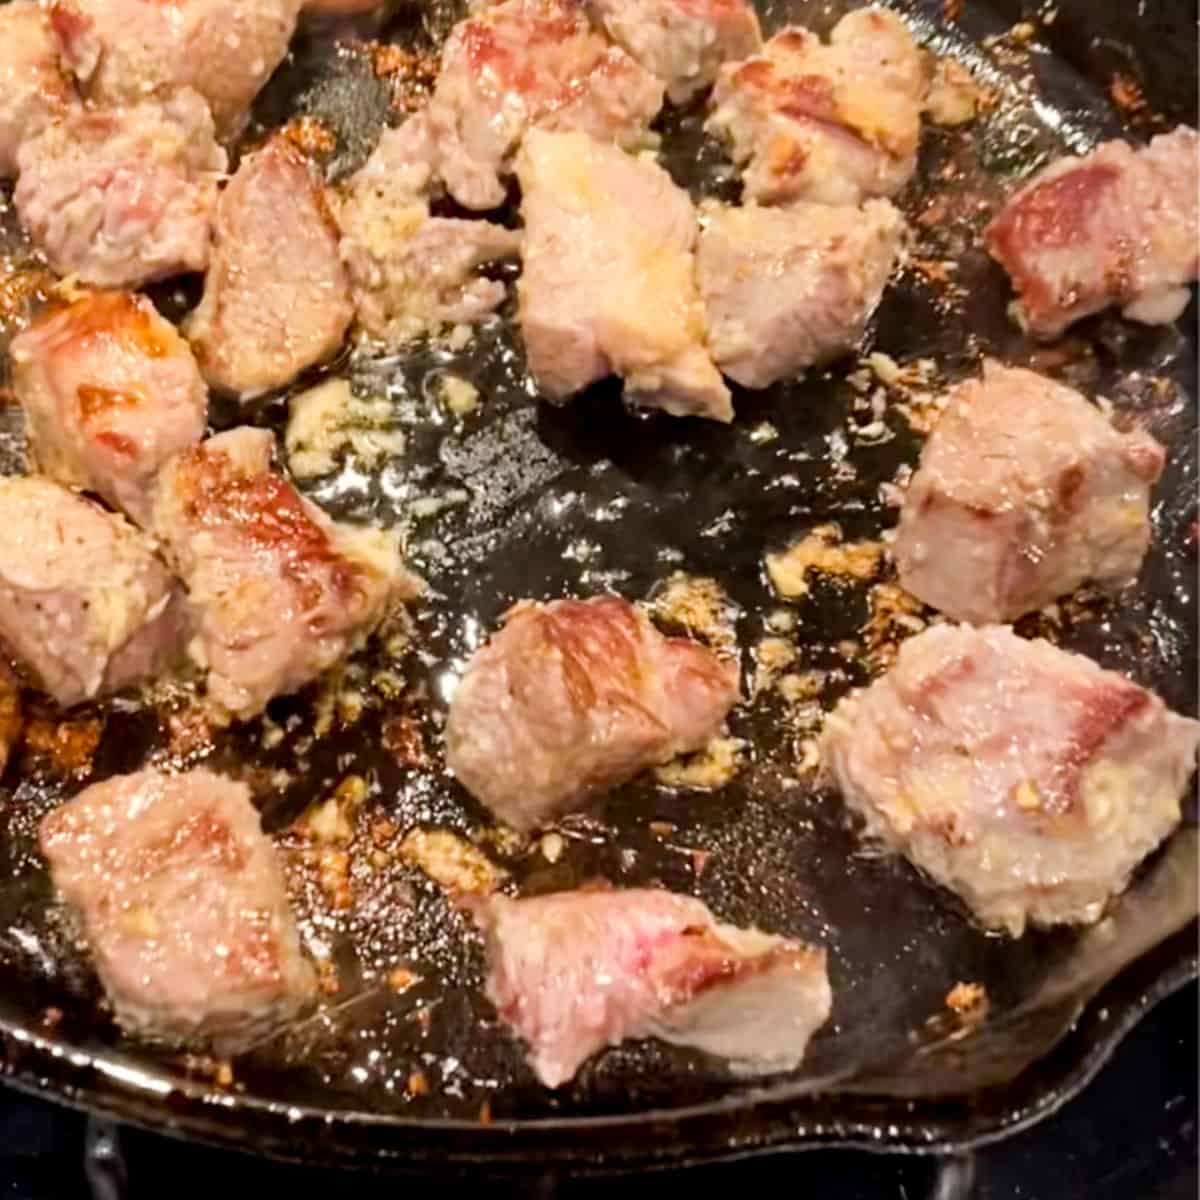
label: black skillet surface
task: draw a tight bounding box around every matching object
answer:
[0,0,1194,1172]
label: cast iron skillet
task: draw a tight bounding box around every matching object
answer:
[0,0,1194,1172]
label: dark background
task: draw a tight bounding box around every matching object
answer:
[1,980,1194,1199]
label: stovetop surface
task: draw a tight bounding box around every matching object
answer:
[2,981,1194,1199]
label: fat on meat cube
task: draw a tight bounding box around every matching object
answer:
[152,427,420,721]
[473,887,831,1088]
[40,768,314,1043]
[588,0,762,104]
[336,118,520,347]
[14,90,227,290]
[697,198,904,389]
[985,127,1200,339]
[12,292,207,527]
[444,595,738,831]
[425,0,664,210]
[707,8,926,206]
[516,128,731,420]
[0,477,186,707]
[0,1,77,179]
[821,624,1199,936]
[187,137,354,397]
[50,0,301,138]
[893,362,1164,625]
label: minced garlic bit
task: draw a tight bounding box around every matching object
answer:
[925,58,991,127]
[439,373,480,417]
[795,736,821,774]
[285,378,405,479]
[765,608,797,634]
[408,488,470,521]
[655,736,745,790]
[778,670,826,706]
[766,524,883,598]
[651,572,739,653]
[301,774,369,845]
[945,981,989,1017]
[866,350,903,387]
[752,636,796,697]
[756,636,796,672]
[398,827,507,895]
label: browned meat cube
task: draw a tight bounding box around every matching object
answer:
[50,0,301,138]
[425,0,664,210]
[0,1,77,178]
[444,595,738,831]
[187,137,354,397]
[335,120,521,347]
[589,0,762,104]
[893,363,1164,624]
[696,198,905,389]
[517,128,731,420]
[14,90,226,289]
[40,768,314,1043]
[152,428,420,720]
[985,127,1200,339]
[708,9,925,206]
[12,292,207,526]
[0,477,186,706]
[473,887,831,1087]
[821,624,1199,935]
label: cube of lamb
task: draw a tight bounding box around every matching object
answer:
[425,0,664,210]
[50,0,301,138]
[335,118,521,348]
[187,136,354,398]
[516,128,731,420]
[984,127,1200,339]
[0,0,77,178]
[12,291,207,527]
[588,0,762,104]
[444,594,739,831]
[0,477,186,706]
[40,767,314,1043]
[474,887,831,1088]
[707,8,926,206]
[821,624,1199,935]
[696,198,905,389]
[893,362,1164,624]
[151,427,420,720]
[15,89,227,289]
